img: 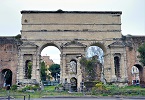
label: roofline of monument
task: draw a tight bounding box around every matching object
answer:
[21,10,122,14]
[127,35,145,37]
[0,36,15,38]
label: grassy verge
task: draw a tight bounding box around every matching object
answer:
[0,86,83,98]
[92,85,145,96]
[0,85,145,98]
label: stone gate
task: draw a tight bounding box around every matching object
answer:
[1,10,142,89]
[18,10,126,87]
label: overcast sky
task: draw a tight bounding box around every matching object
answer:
[0,0,144,36]
[1,0,145,64]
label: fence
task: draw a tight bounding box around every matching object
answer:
[0,91,30,100]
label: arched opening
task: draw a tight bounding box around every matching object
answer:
[114,56,120,79]
[131,66,140,85]
[40,45,61,84]
[70,77,77,92]
[86,45,104,64]
[70,60,77,74]
[24,60,32,79]
[132,64,143,85]
[1,69,12,87]
[41,46,60,64]
[84,44,104,82]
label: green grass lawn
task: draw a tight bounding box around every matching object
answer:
[44,86,55,91]
[0,85,145,98]
[98,85,145,96]
[0,86,83,98]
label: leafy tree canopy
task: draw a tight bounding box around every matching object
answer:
[15,34,21,41]
[27,61,32,79]
[138,42,145,66]
[80,57,99,81]
[48,64,60,80]
[40,61,47,81]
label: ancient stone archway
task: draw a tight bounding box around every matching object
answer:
[132,64,143,85]
[1,69,12,87]
[70,77,77,92]
[126,36,145,85]
[0,11,144,88]
[18,10,145,88]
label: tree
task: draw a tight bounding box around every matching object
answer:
[138,42,145,66]
[80,56,106,84]
[40,61,47,81]
[86,46,104,63]
[85,46,106,84]
[80,56,99,81]
[27,61,32,79]
[15,34,21,40]
[48,64,60,81]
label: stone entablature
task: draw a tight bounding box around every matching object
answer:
[21,10,122,41]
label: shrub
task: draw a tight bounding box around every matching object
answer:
[92,82,108,95]
[84,81,98,88]
[95,82,106,90]
[11,84,17,90]
[21,85,40,92]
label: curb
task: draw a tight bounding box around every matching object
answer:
[42,96,145,99]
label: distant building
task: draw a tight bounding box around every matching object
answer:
[41,56,54,78]
[131,66,140,85]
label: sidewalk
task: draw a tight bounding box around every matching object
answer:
[1,95,145,99]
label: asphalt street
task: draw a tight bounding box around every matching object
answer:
[1,97,145,100]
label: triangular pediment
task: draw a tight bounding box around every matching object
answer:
[108,41,125,48]
[63,40,86,47]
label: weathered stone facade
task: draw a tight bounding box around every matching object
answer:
[125,36,145,85]
[0,37,19,87]
[19,10,126,88]
[0,10,145,89]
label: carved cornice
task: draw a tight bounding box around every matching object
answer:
[62,40,87,47]
[108,41,125,48]
[21,30,121,32]
[22,23,121,25]
[21,10,122,14]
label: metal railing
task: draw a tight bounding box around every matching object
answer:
[0,92,30,100]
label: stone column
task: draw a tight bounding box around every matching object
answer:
[61,54,66,83]
[31,54,36,79]
[121,52,128,82]
[77,57,82,89]
[16,50,20,84]
[110,53,116,81]
[36,54,41,83]
[103,53,110,81]
[18,53,24,80]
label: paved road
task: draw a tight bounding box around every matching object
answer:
[29,98,145,100]
[1,97,145,100]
